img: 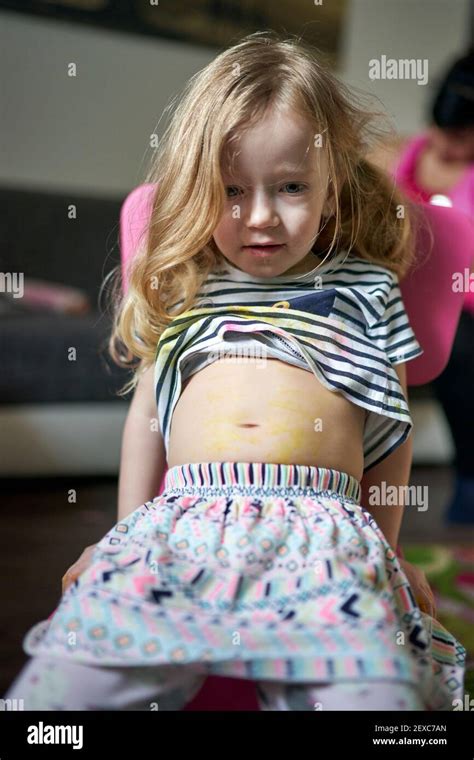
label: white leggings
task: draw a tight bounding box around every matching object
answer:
[2,655,425,711]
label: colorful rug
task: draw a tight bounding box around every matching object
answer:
[403,544,474,703]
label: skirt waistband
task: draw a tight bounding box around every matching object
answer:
[163,462,361,503]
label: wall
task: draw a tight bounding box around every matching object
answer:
[340,0,470,135]
[1,1,470,195]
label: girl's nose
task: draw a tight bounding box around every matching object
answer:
[246,192,279,227]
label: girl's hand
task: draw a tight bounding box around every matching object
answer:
[62,544,98,594]
[399,557,437,617]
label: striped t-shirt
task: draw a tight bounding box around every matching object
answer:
[154,249,424,472]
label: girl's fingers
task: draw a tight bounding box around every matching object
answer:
[62,572,73,593]
[62,556,92,593]
[62,564,80,593]
[61,545,98,594]
[417,592,436,617]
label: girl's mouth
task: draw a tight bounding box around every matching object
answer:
[243,244,284,257]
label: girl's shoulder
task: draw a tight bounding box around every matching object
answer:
[324,252,398,288]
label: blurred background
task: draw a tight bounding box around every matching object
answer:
[1,0,473,699]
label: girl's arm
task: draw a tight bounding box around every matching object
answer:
[117,365,167,522]
[359,362,412,551]
[359,361,437,615]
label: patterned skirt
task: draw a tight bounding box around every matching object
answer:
[23,461,466,710]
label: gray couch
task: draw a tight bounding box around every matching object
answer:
[0,186,132,476]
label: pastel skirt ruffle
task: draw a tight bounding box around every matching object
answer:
[23,461,466,711]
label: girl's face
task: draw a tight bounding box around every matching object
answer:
[213,106,335,278]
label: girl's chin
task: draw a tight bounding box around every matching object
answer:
[222,249,319,276]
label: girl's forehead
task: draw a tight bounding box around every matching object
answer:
[222,127,327,170]
[223,109,319,148]
[221,142,328,177]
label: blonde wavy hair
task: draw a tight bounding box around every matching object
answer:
[105,30,427,396]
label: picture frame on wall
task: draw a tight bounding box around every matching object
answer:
[1,0,348,66]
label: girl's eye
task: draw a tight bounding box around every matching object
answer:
[282,183,306,194]
[225,183,306,198]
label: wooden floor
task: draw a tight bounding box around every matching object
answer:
[1,467,473,695]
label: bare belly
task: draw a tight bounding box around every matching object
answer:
[167,358,366,481]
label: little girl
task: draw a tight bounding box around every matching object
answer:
[3,31,466,711]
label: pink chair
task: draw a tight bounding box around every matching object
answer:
[116,183,474,710]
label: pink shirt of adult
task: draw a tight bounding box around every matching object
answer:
[392,131,474,315]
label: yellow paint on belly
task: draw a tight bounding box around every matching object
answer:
[177,359,338,460]
[199,399,323,461]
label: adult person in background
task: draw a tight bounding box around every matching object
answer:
[368,50,474,524]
